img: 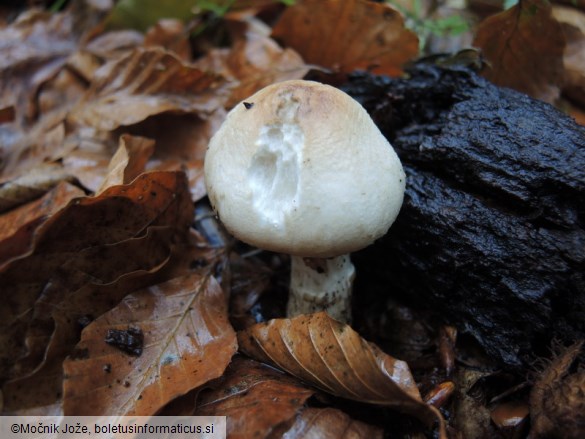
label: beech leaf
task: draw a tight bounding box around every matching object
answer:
[473,0,565,103]
[197,356,314,438]
[272,0,418,76]
[282,407,383,439]
[196,19,309,108]
[68,47,227,131]
[0,181,84,265]
[0,9,77,120]
[63,273,237,416]
[97,134,155,194]
[0,171,192,387]
[237,312,445,435]
[0,163,74,213]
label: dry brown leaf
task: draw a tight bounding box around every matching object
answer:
[0,116,70,182]
[144,19,191,61]
[2,227,178,412]
[237,312,445,435]
[38,55,95,117]
[0,163,74,212]
[271,0,418,76]
[128,112,223,163]
[0,70,82,181]
[280,407,383,439]
[3,229,225,412]
[97,134,155,194]
[196,17,309,108]
[68,47,227,131]
[197,356,314,438]
[0,171,192,386]
[61,143,116,193]
[0,8,89,179]
[124,110,226,202]
[0,3,117,180]
[0,65,86,182]
[0,181,84,266]
[62,273,236,416]
[473,0,566,103]
[0,9,77,121]
[84,30,145,59]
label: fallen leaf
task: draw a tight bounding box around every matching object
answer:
[144,19,191,61]
[197,356,314,438]
[0,5,101,179]
[272,0,418,76]
[3,229,224,412]
[0,55,88,180]
[473,0,566,103]
[0,181,84,266]
[197,17,309,108]
[124,111,226,201]
[237,312,445,434]
[0,163,74,213]
[0,116,70,184]
[96,134,155,194]
[127,113,222,163]
[3,227,176,411]
[62,273,237,416]
[280,407,383,439]
[84,30,145,59]
[0,9,77,121]
[68,47,227,131]
[60,138,117,193]
[0,171,192,386]
[37,54,94,117]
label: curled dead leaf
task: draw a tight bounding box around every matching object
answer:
[272,0,418,76]
[237,312,445,436]
[96,134,154,194]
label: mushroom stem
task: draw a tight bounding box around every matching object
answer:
[287,255,356,323]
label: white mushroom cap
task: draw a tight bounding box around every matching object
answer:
[204,80,405,258]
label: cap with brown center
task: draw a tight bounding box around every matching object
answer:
[204,80,405,322]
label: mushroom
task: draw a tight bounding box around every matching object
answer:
[204,80,405,323]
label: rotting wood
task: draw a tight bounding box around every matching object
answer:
[343,62,585,367]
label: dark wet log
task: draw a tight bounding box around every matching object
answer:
[344,63,585,367]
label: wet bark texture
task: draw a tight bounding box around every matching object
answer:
[343,63,585,367]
